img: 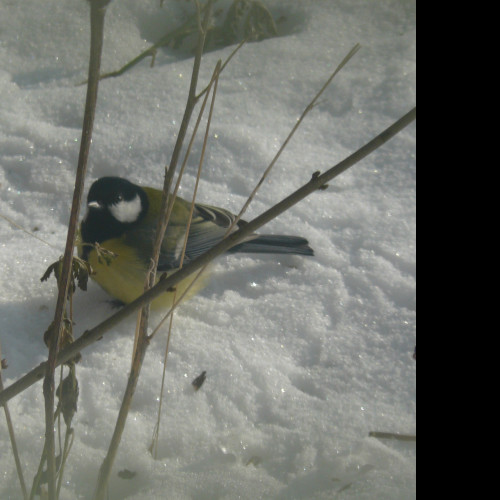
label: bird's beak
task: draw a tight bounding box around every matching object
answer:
[87,201,103,210]
[82,200,103,223]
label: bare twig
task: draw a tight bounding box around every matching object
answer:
[0,214,60,251]
[150,60,221,458]
[234,43,361,227]
[92,0,214,83]
[0,344,28,500]
[369,431,416,442]
[29,443,47,500]
[0,107,416,408]
[149,0,215,289]
[196,36,247,100]
[55,428,75,499]
[92,3,215,499]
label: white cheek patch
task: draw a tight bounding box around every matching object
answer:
[109,194,142,223]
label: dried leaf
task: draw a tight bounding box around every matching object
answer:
[72,256,93,291]
[43,319,73,349]
[40,258,63,284]
[40,255,94,294]
[57,366,79,427]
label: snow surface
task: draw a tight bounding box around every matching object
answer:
[0,1,416,499]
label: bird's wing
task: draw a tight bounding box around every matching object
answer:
[157,201,249,271]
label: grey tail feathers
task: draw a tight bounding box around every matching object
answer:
[229,235,314,256]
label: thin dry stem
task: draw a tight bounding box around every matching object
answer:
[148,59,222,342]
[369,431,416,442]
[131,0,216,361]
[43,2,108,495]
[29,444,47,500]
[55,429,75,499]
[1,343,28,500]
[196,37,247,100]
[0,214,59,251]
[93,4,215,498]
[150,62,220,457]
[149,0,215,287]
[234,43,361,227]
[93,1,218,84]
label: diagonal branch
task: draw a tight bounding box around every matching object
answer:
[0,106,416,409]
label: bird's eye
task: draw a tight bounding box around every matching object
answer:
[114,194,123,203]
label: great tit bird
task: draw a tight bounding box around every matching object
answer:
[79,176,313,308]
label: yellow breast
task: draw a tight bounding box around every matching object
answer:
[81,238,208,310]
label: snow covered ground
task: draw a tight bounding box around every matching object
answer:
[0,1,416,499]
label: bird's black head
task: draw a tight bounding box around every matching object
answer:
[80,177,149,248]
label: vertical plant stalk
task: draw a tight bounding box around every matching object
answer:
[131,0,214,366]
[43,1,109,498]
[55,429,75,499]
[29,443,48,500]
[148,0,214,291]
[150,63,221,457]
[1,344,28,500]
[93,3,215,499]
